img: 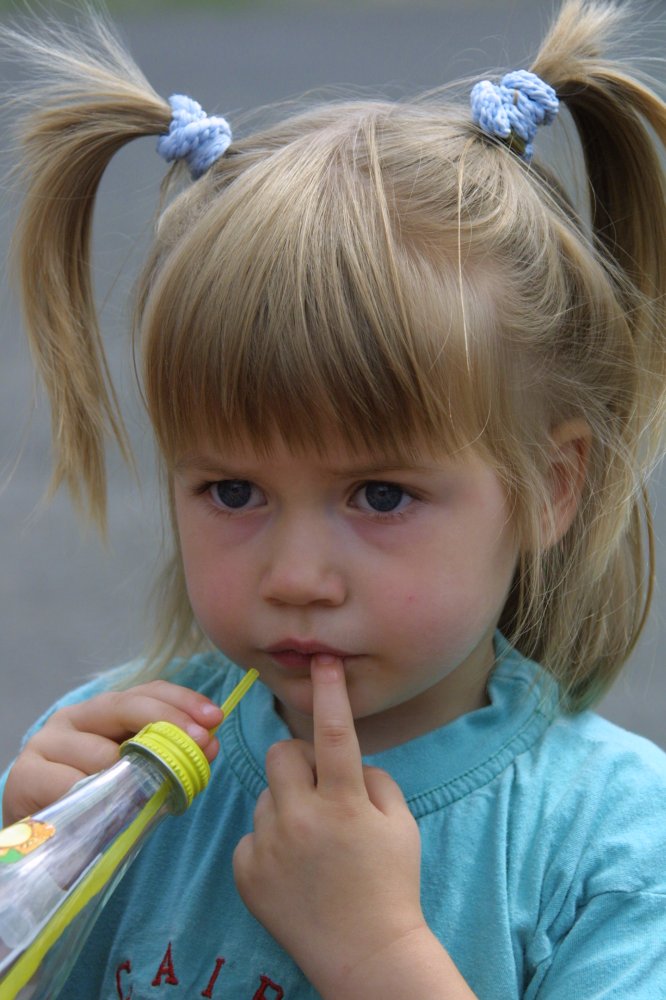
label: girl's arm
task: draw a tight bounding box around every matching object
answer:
[233,656,478,1000]
[1,680,223,826]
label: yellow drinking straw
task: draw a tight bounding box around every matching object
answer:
[213,668,260,735]
[2,668,260,998]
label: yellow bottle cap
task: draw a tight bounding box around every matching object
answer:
[121,721,210,814]
[120,670,260,813]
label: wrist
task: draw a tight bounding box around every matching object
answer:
[315,923,478,1000]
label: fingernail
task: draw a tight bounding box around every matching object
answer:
[199,703,223,722]
[186,723,209,743]
[312,655,342,680]
[313,653,339,667]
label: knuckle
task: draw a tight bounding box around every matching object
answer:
[91,741,121,770]
[363,764,393,785]
[46,704,76,728]
[257,785,271,804]
[254,786,272,814]
[319,720,350,749]
[284,805,316,840]
[265,740,291,767]
[4,753,29,786]
[94,690,122,713]
[143,680,174,699]
[29,724,65,752]
[232,835,255,888]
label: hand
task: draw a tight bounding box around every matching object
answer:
[233,655,429,997]
[2,680,223,826]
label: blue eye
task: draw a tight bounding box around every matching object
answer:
[358,482,410,513]
[210,479,255,510]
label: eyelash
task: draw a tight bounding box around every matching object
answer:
[190,480,263,519]
[190,480,421,521]
[349,482,418,521]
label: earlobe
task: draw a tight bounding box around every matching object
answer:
[542,419,591,548]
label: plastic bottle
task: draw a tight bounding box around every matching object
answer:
[0,669,258,1000]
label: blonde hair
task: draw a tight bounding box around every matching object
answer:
[7,1,666,709]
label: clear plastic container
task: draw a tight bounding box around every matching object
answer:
[0,669,258,1000]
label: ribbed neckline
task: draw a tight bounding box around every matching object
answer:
[220,634,558,818]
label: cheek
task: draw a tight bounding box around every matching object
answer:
[185,571,250,658]
[380,533,516,647]
[178,535,245,639]
[372,579,462,644]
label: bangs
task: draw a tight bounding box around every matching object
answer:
[139,107,503,466]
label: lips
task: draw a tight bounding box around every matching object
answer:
[265,640,353,670]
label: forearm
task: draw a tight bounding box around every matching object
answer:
[317,926,478,1000]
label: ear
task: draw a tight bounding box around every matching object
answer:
[541,419,591,549]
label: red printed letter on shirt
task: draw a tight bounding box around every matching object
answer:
[201,957,226,997]
[252,974,285,999]
[151,942,179,986]
[116,959,132,1000]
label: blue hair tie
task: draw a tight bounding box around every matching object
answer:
[470,70,558,161]
[157,94,232,179]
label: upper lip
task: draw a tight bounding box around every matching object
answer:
[266,639,353,658]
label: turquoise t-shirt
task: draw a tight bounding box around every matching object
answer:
[2,636,666,998]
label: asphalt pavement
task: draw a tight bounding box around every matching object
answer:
[1,0,665,773]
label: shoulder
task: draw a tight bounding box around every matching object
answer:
[494,640,666,890]
[496,636,666,815]
[539,708,666,805]
[518,708,666,903]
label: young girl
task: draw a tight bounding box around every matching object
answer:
[2,0,666,996]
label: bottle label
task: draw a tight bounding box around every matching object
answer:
[0,820,56,865]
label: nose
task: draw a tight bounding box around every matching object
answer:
[258,513,347,607]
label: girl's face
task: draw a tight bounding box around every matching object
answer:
[173,433,519,753]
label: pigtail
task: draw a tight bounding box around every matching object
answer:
[531,0,666,437]
[515,1,666,705]
[5,16,171,529]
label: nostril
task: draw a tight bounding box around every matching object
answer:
[259,567,346,608]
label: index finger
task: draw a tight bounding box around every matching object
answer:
[311,655,365,799]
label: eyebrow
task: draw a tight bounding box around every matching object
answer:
[175,455,227,472]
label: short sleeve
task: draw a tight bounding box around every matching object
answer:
[520,718,666,1000]
[527,890,666,998]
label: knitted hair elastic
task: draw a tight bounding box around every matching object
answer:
[470,70,558,161]
[157,94,232,179]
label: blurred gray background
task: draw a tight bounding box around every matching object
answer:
[1,0,665,773]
